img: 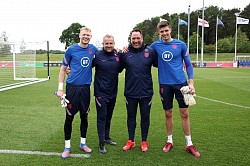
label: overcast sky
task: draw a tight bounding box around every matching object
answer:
[0,0,249,50]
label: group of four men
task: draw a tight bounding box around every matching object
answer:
[56,20,200,158]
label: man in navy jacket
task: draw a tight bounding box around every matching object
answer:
[121,29,157,152]
[93,34,122,154]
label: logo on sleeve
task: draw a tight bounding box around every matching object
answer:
[81,57,90,67]
[144,48,149,58]
[162,51,173,61]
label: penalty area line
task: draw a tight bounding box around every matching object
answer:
[196,96,250,109]
[0,149,90,158]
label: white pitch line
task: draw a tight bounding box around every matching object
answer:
[196,96,250,109]
[0,150,90,158]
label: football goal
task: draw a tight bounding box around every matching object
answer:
[236,55,250,68]
[0,41,50,92]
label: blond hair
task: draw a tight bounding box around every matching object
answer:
[80,27,92,32]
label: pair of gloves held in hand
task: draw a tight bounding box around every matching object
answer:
[60,94,69,108]
[180,86,196,106]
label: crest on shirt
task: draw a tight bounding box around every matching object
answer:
[88,49,92,54]
[116,57,120,62]
[172,44,177,49]
[144,48,149,58]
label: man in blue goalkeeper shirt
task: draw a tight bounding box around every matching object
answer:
[121,29,158,152]
[93,34,122,154]
[150,20,200,157]
[56,27,98,158]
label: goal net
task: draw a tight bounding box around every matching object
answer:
[0,41,50,92]
[236,55,250,67]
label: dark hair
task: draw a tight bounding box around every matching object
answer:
[130,29,142,36]
[157,20,170,30]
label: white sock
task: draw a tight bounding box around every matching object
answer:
[185,135,193,146]
[65,140,70,148]
[81,137,86,145]
[167,135,173,144]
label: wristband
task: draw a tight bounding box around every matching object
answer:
[58,82,63,91]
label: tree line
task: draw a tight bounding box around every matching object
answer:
[1,4,250,54]
[134,4,250,53]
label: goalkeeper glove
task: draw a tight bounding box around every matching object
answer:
[60,94,69,108]
[180,86,196,106]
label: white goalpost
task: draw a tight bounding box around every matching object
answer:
[0,41,50,92]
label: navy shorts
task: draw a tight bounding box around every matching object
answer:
[159,82,188,110]
[65,84,90,116]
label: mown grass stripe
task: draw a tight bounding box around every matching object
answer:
[0,149,90,158]
[197,95,250,109]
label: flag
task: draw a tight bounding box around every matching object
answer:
[236,17,249,24]
[198,18,209,27]
[179,18,188,25]
[217,17,224,28]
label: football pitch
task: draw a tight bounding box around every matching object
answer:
[0,67,249,165]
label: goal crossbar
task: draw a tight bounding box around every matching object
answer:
[0,41,50,91]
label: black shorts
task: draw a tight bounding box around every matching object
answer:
[65,84,90,116]
[159,82,188,110]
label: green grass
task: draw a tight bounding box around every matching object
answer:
[2,52,250,62]
[36,52,250,62]
[190,53,250,62]
[37,53,64,62]
[0,67,250,165]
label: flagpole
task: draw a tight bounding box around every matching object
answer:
[234,13,239,61]
[196,16,199,62]
[201,0,205,67]
[215,15,218,62]
[187,5,190,52]
[178,16,180,40]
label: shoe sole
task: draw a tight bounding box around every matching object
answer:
[105,142,117,146]
[141,145,148,152]
[80,147,92,153]
[61,152,70,158]
[99,150,107,154]
[163,146,173,153]
[186,149,200,158]
[123,144,135,151]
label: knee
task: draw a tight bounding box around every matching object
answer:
[180,109,189,119]
[165,110,172,119]
[80,114,88,122]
